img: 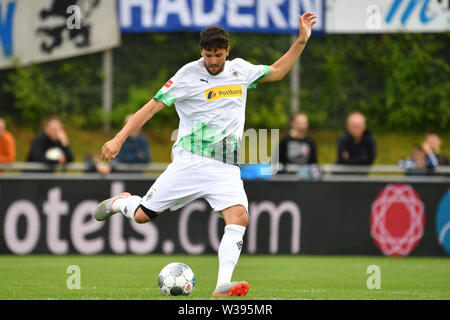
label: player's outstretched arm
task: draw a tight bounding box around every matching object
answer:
[101,99,165,160]
[259,12,317,83]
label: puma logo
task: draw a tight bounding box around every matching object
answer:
[200,78,209,84]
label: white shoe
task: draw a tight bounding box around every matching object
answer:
[94,192,131,221]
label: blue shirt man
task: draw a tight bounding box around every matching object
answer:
[115,114,151,164]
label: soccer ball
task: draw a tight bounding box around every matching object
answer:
[158,262,195,296]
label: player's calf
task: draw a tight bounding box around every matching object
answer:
[135,205,161,223]
[134,209,150,223]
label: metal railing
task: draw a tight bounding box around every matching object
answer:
[0,162,169,172]
[0,162,449,179]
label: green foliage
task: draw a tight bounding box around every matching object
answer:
[360,33,450,132]
[2,55,104,128]
[301,33,450,132]
[3,62,59,126]
[246,84,290,129]
[0,32,448,132]
[110,69,178,129]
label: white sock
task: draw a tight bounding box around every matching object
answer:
[112,195,142,221]
[216,224,246,287]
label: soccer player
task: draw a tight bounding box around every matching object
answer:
[95,13,317,297]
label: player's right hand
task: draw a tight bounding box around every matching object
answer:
[101,138,122,161]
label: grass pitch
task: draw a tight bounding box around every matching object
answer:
[0,255,448,300]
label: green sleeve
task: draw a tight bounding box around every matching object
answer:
[249,65,270,89]
[153,89,177,107]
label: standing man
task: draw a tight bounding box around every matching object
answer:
[277,112,317,173]
[337,112,377,166]
[114,114,151,164]
[95,13,317,297]
[423,131,449,166]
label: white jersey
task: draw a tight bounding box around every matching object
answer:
[153,57,269,165]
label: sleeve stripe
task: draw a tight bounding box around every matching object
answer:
[249,65,270,89]
[153,89,176,107]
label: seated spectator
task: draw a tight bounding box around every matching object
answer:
[84,153,112,177]
[27,116,74,166]
[114,114,151,164]
[0,117,15,164]
[424,131,449,165]
[277,112,317,174]
[398,145,438,175]
[337,112,376,166]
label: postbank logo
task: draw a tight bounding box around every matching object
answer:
[205,85,243,102]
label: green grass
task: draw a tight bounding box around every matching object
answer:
[0,255,449,300]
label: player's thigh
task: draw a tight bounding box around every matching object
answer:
[141,160,203,213]
[204,178,249,226]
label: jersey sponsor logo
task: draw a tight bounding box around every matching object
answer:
[370,183,425,256]
[207,91,216,99]
[164,80,173,88]
[204,85,243,102]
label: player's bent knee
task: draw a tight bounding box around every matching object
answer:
[239,211,249,227]
[222,205,249,227]
[134,205,161,223]
[233,205,249,226]
[134,209,151,224]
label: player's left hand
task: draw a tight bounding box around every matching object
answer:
[298,12,317,42]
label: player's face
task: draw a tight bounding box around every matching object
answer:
[201,47,230,75]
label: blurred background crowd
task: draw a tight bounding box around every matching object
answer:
[0,0,448,179]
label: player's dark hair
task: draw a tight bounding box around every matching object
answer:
[200,26,230,51]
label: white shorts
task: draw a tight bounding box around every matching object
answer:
[140,147,248,217]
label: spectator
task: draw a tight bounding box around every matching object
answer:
[0,118,15,163]
[277,112,317,173]
[114,114,151,164]
[337,112,376,165]
[84,153,112,176]
[398,145,438,175]
[27,116,74,165]
[424,132,449,165]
